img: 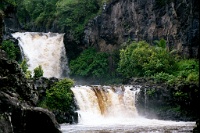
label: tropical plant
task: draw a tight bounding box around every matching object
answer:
[117,41,155,78]
[0,40,20,60]
[70,47,109,78]
[20,59,28,73]
[153,38,166,49]
[45,78,74,112]
[15,0,101,42]
[33,65,43,79]
[175,59,199,85]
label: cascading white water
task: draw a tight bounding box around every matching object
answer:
[61,85,195,133]
[12,32,69,78]
[71,85,141,125]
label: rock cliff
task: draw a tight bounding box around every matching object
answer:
[0,50,61,133]
[84,0,199,58]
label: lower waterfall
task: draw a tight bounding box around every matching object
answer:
[71,85,140,125]
[12,32,69,78]
[61,85,195,133]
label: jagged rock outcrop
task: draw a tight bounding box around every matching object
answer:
[0,50,61,133]
[130,77,199,121]
[84,0,199,58]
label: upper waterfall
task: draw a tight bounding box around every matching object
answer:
[12,32,69,78]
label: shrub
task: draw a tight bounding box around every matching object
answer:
[45,78,74,112]
[175,59,199,84]
[153,72,175,82]
[20,59,32,79]
[20,59,28,73]
[1,40,20,60]
[33,65,43,79]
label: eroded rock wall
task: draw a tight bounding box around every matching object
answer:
[84,0,199,58]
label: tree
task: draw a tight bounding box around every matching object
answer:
[117,40,176,78]
[69,47,109,78]
[117,41,153,78]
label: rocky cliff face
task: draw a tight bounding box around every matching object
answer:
[84,0,199,58]
[0,50,61,133]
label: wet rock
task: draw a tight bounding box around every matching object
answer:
[0,52,61,133]
[193,119,200,133]
[130,78,199,121]
[0,114,12,133]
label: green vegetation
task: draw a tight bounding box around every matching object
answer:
[33,65,44,79]
[15,0,110,41]
[117,41,175,78]
[55,0,100,40]
[20,60,44,79]
[20,59,32,79]
[117,40,199,86]
[70,47,109,78]
[69,40,199,86]
[20,59,28,73]
[39,78,74,112]
[0,40,20,60]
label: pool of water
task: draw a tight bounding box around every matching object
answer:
[60,117,195,133]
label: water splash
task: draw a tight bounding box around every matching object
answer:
[12,32,69,78]
[71,85,141,125]
[61,85,195,132]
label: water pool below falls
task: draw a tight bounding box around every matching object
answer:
[61,85,195,133]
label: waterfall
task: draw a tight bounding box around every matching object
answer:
[62,85,196,132]
[71,85,141,125]
[12,32,69,78]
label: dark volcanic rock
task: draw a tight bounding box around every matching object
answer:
[130,77,199,121]
[0,51,61,133]
[84,0,199,58]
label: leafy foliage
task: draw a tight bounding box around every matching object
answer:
[153,38,166,49]
[0,40,20,60]
[174,59,199,85]
[15,0,102,41]
[33,65,43,79]
[117,41,175,78]
[45,78,74,112]
[20,59,32,79]
[117,40,199,86]
[20,59,28,73]
[69,47,109,78]
[117,41,152,77]
[55,0,100,40]
[20,60,44,79]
